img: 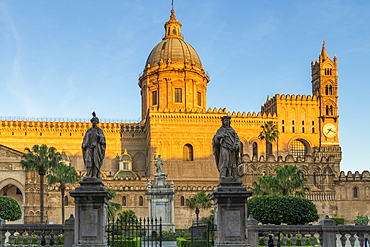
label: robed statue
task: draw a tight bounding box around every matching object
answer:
[82,112,106,179]
[212,116,241,179]
[154,155,164,174]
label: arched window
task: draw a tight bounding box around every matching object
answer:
[252,142,258,157]
[353,187,359,198]
[302,127,305,133]
[180,196,185,206]
[312,127,315,133]
[139,196,143,206]
[183,144,193,161]
[122,196,127,206]
[290,139,308,158]
[282,126,285,133]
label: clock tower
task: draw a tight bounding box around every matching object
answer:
[311,42,339,146]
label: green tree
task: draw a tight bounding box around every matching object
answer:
[249,175,278,196]
[0,196,22,221]
[186,190,212,225]
[105,187,122,221]
[275,165,309,196]
[21,144,62,223]
[258,121,279,156]
[117,210,137,222]
[47,164,80,223]
[249,165,309,197]
[354,215,369,225]
[248,195,319,225]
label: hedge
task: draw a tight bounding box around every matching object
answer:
[248,195,319,225]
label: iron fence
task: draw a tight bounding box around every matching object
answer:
[106,217,162,247]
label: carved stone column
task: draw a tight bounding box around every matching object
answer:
[210,178,253,247]
[69,178,111,247]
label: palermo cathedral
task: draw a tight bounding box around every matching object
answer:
[0,9,369,228]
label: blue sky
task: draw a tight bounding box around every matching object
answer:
[0,1,369,172]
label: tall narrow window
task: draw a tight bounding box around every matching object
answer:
[122,196,127,206]
[175,88,182,103]
[64,196,69,206]
[312,127,315,133]
[353,187,358,198]
[252,142,258,157]
[282,126,285,133]
[181,196,185,206]
[183,144,193,161]
[152,91,158,105]
[302,127,305,133]
[313,173,317,186]
[139,196,143,206]
[197,92,202,106]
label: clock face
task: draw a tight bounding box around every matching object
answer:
[323,123,337,138]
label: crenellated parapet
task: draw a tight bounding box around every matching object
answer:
[338,170,370,182]
[261,94,319,114]
[0,120,122,136]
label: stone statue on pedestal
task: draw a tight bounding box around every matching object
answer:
[82,112,106,179]
[154,154,164,174]
[212,116,241,179]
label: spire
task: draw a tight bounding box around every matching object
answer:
[163,8,183,40]
[321,40,328,58]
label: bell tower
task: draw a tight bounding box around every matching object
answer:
[311,42,339,146]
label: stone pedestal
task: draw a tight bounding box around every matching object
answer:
[210,178,253,247]
[146,173,176,231]
[69,178,112,247]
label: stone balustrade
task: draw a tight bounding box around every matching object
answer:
[247,215,370,247]
[0,215,74,247]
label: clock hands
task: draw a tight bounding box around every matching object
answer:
[326,128,336,134]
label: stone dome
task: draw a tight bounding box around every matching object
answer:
[144,9,202,69]
[145,38,202,68]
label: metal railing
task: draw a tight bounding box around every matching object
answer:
[106,217,162,247]
[246,215,370,247]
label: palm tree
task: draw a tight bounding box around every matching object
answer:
[258,121,279,156]
[21,144,62,223]
[275,165,309,197]
[117,210,137,222]
[249,175,278,196]
[47,164,80,223]
[249,165,309,197]
[105,187,122,221]
[186,190,212,225]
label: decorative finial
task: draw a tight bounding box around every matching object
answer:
[92,111,96,117]
[171,0,174,10]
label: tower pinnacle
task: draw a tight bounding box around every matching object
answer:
[321,40,328,59]
[163,8,183,40]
